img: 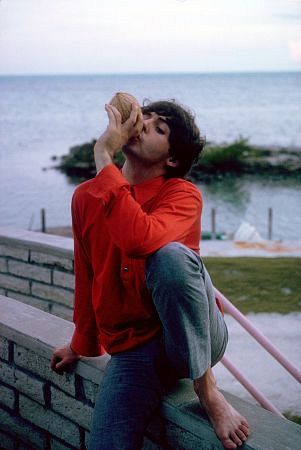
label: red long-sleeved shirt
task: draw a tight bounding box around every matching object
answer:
[70,164,202,356]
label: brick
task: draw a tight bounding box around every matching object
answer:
[30,251,73,270]
[51,386,93,430]
[83,378,99,405]
[14,345,75,396]
[0,273,30,294]
[19,395,81,447]
[53,271,75,290]
[7,290,72,320]
[31,282,73,307]
[0,257,7,272]
[0,407,46,449]
[51,302,73,321]
[8,260,51,283]
[0,244,29,262]
[0,336,9,360]
[0,361,45,404]
[0,429,15,450]
[6,290,52,313]
[0,384,15,409]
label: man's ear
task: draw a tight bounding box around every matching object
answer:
[166,156,179,168]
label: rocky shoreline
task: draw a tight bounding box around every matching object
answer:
[52,138,301,182]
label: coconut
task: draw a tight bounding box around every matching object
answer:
[109,92,141,123]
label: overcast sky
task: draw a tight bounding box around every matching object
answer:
[0,0,301,75]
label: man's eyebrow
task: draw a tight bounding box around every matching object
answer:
[157,116,170,125]
[143,111,170,127]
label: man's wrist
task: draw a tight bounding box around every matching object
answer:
[69,343,82,359]
[94,146,113,173]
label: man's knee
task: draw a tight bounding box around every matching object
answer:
[145,242,199,291]
[146,242,188,274]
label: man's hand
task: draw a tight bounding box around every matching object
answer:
[50,344,81,375]
[94,102,143,173]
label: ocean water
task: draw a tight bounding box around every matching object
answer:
[0,72,301,239]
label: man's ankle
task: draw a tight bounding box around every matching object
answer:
[193,367,218,400]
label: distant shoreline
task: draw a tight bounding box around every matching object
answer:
[53,138,301,183]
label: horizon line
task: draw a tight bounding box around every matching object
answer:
[0,69,300,77]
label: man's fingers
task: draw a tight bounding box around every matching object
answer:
[55,359,69,371]
[123,103,143,137]
[105,104,117,127]
[50,353,61,370]
[129,103,140,124]
[50,355,64,375]
[50,351,68,372]
[132,105,143,131]
[105,104,121,128]
[53,365,64,375]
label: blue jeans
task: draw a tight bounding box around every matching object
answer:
[88,243,228,450]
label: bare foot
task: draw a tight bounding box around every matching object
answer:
[194,369,250,449]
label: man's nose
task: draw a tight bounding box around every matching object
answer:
[142,119,149,134]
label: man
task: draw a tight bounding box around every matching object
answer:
[51,99,250,450]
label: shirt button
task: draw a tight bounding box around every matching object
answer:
[123,267,129,272]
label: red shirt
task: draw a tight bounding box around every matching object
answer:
[70,164,202,356]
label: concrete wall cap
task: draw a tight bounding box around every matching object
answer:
[0,227,73,258]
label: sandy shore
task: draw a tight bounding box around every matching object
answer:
[45,227,301,257]
[45,226,73,238]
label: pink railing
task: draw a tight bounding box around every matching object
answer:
[214,287,301,417]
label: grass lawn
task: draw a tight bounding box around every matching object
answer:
[203,257,301,314]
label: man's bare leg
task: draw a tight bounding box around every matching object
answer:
[194,367,250,449]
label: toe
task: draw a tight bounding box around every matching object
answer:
[221,437,237,449]
[239,424,250,437]
[236,428,248,442]
[230,431,242,447]
[241,419,250,429]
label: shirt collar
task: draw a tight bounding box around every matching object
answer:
[131,175,166,205]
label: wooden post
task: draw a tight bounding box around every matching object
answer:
[268,207,273,240]
[41,208,46,233]
[28,213,35,231]
[211,208,216,240]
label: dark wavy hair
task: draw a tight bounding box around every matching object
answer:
[142,99,206,178]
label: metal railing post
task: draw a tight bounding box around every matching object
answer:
[215,287,301,383]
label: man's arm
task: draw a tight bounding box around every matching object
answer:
[88,166,202,257]
[69,189,103,356]
[50,190,102,374]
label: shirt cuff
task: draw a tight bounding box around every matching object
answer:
[87,164,130,206]
[70,329,104,357]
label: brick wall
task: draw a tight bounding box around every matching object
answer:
[0,295,109,450]
[0,227,74,321]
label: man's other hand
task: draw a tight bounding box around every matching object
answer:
[93,102,142,173]
[50,344,81,375]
